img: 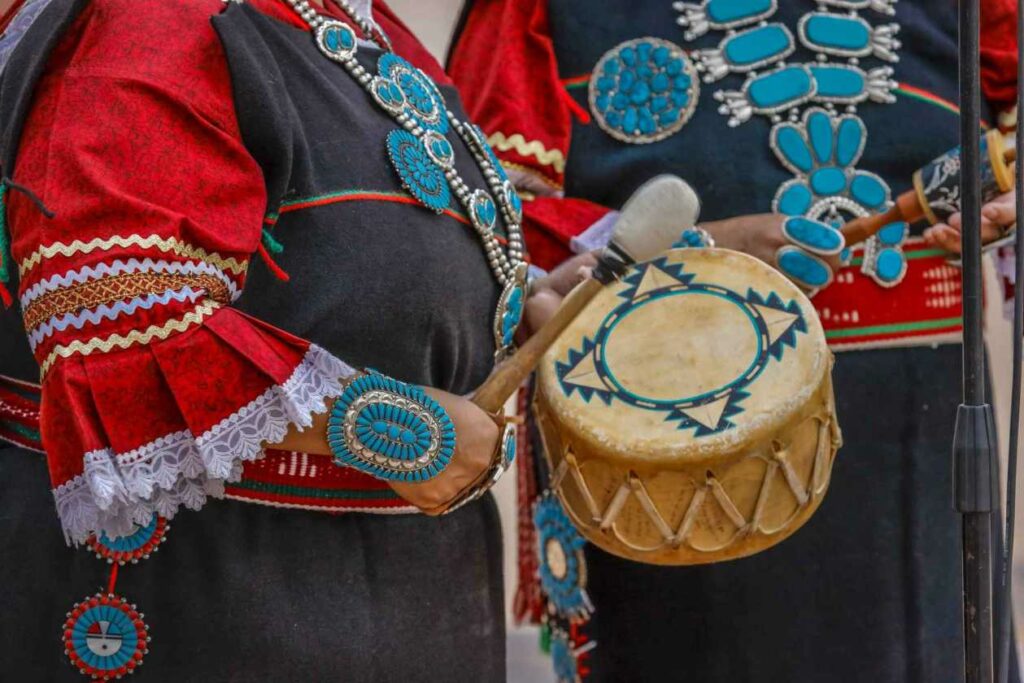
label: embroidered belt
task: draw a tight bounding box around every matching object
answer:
[0,374,415,515]
[22,272,232,331]
[815,237,963,351]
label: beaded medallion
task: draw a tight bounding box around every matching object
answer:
[535,494,592,621]
[63,593,149,680]
[85,514,169,565]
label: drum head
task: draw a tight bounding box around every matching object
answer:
[539,248,829,469]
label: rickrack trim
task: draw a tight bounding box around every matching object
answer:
[486,132,566,174]
[52,344,354,543]
[18,234,249,277]
[39,300,223,376]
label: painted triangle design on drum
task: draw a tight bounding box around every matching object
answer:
[679,395,732,431]
[555,258,807,437]
[666,390,750,437]
[617,258,694,300]
[746,290,808,360]
[556,337,614,405]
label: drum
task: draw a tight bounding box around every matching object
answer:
[534,248,841,565]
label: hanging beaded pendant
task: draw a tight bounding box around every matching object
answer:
[63,593,149,681]
[63,514,164,679]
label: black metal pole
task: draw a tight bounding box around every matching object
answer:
[954,2,996,683]
[995,4,1024,681]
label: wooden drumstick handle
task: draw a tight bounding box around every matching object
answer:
[841,192,923,245]
[472,278,603,415]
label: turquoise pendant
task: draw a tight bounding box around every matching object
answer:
[494,263,527,359]
[386,129,450,213]
[315,20,357,62]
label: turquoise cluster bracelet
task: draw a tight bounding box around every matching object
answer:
[327,370,456,482]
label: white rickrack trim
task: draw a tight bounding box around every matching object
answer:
[52,344,355,544]
[20,257,241,309]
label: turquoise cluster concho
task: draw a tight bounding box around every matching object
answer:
[589,37,699,144]
[328,371,456,482]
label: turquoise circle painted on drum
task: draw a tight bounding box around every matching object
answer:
[597,289,766,407]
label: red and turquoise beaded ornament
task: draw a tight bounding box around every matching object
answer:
[64,514,166,679]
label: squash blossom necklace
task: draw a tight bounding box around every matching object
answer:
[283,0,528,359]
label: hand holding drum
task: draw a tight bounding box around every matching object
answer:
[471,175,702,415]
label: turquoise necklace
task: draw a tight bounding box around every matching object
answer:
[283,0,527,359]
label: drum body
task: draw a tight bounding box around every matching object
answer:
[535,248,841,565]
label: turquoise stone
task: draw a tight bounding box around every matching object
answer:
[475,196,497,227]
[878,221,908,246]
[850,173,887,208]
[784,217,843,253]
[835,117,864,166]
[803,14,870,51]
[874,248,905,282]
[810,167,847,195]
[810,65,865,100]
[778,249,831,288]
[324,25,355,53]
[775,126,813,172]
[776,183,813,216]
[723,24,792,67]
[707,0,773,24]
[749,67,813,109]
[806,111,834,163]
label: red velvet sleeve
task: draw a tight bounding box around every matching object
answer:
[981,0,1019,111]
[448,0,611,270]
[9,0,353,543]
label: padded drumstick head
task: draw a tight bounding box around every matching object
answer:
[609,174,702,264]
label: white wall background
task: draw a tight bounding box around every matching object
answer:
[385,1,1024,679]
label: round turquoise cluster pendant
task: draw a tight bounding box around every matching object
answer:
[327,370,456,482]
[589,37,699,144]
[64,593,149,680]
[387,129,451,213]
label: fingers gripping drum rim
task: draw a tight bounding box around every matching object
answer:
[534,248,842,565]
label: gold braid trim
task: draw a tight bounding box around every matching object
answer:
[23,273,230,331]
[19,235,249,277]
[486,132,566,174]
[39,300,222,376]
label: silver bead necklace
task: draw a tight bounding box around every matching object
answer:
[281,0,527,357]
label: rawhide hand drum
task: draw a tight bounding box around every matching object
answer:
[535,248,841,565]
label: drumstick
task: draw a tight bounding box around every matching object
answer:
[472,175,702,415]
[841,135,1016,247]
